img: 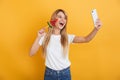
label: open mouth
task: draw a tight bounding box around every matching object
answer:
[59,22,64,26]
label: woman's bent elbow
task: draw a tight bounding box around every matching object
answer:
[29,49,36,57]
[29,51,34,57]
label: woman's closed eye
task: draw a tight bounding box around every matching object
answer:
[57,15,62,18]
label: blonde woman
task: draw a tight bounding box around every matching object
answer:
[30,9,102,80]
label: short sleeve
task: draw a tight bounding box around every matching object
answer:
[68,34,75,44]
[39,36,45,46]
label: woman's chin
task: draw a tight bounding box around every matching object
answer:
[59,26,64,30]
[55,25,64,30]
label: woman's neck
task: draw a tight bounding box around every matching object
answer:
[53,28,61,35]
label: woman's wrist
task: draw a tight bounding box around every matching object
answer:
[94,27,99,31]
[37,36,42,39]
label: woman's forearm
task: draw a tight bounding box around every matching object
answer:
[84,19,102,42]
[29,36,41,56]
[85,28,98,42]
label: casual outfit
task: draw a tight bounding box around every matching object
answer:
[39,34,75,80]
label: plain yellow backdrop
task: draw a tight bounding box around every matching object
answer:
[0,0,120,80]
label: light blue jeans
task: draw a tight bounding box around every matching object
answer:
[44,66,71,80]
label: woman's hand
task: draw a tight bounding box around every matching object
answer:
[37,27,46,37]
[95,19,102,30]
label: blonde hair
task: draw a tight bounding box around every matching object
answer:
[42,9,68,57]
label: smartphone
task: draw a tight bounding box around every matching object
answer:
[91,9,98,27]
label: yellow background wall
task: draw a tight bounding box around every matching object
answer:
[0,0,120,80]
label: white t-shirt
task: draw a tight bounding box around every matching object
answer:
[39,34,75,70]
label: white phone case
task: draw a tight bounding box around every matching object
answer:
[91,9,98,27]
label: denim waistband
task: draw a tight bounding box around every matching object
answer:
[45,66,70,74]
[44,66,71,80]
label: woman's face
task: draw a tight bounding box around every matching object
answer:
[55,12,67,30]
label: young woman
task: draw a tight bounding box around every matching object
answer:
[30,9,102,80]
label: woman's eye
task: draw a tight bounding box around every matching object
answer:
[59,16,62,18]
[57,15,62,18]
[57,15,66,20]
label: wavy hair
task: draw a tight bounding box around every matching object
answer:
[42,9,68,57]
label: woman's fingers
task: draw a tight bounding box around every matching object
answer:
[38,27,46,37]
[95,19,102,28]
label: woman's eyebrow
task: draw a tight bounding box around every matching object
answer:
[57,14,61,16]
[57,14,66,19]
[57,15,65,18]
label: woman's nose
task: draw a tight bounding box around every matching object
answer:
[61,18,65,22]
